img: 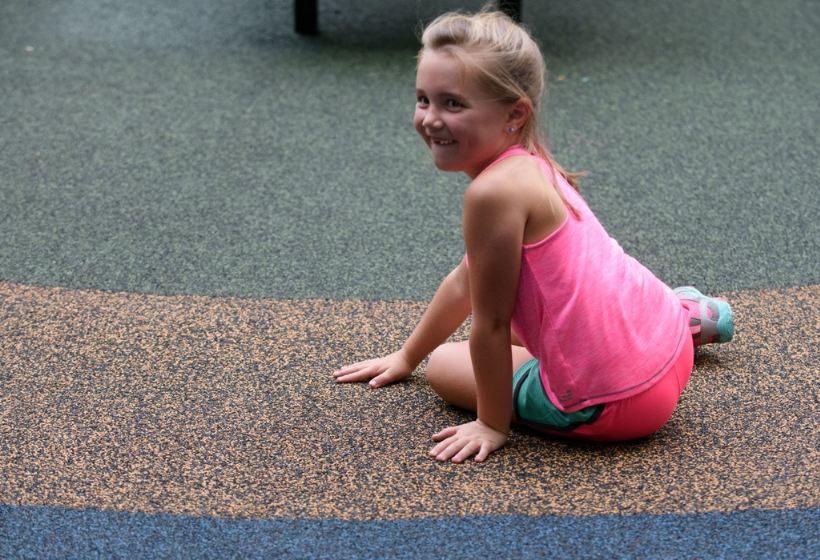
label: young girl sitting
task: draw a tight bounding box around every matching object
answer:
[333,8,733,463]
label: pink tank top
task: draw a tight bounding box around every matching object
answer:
[478,147,688,412]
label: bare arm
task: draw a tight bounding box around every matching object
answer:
[463,177,524,434]
[400,259,472,370]
[428,172,526,462]
[333,259,471,388]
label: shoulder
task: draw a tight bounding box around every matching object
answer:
[465,155,548,209]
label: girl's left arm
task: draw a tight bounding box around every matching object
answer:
[429,175,526,463]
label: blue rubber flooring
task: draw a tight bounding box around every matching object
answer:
[3,504,819,560]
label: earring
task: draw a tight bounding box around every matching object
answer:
[508,127,515,132]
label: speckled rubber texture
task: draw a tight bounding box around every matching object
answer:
[2,282,819,524]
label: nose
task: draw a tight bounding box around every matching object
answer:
[421,107,442,131]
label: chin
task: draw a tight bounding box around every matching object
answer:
[430,149,466,173]
[431,157,463,173]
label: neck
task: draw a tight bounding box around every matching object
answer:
[466,142,524,180]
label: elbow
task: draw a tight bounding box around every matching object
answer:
[445,263,471,303]
[469,317,512,357]
[470,315,512,338]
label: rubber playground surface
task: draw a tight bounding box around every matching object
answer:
[1,0,819,558]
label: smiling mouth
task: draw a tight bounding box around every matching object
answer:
[431,139,456,145]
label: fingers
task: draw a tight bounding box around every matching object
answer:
[429,422,507,463]
[334,353,413,387]
[431,426,458,442]
[368,371,399,388]
[332,362,378,383]
[333,359,375,376]
[332,365,406,387]
[474,443,491,463]
[428,431,455,457]
[436,441,483,463]
[332,366,397,387]
[428,439,455,461]
[429,436,484,463]
[428,430,471,462]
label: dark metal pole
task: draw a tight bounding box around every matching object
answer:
[295,0,319,35]
[498,0,522,22]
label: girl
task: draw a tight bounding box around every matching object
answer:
[333,8,733,463]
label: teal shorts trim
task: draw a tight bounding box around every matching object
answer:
[512,358,605,432]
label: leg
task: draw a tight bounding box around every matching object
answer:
[564,334,694,441]
[426,340,533,416]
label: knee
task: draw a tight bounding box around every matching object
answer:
[424,341,478,411]
[426,341,465,395]
[425,344,449,389]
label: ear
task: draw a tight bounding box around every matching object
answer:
[507,98,532,130]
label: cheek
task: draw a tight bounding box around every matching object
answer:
[413,111,430,144]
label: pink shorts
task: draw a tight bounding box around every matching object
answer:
[513,334,694,442]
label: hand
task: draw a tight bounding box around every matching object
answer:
[333,351,414,388]
[429,420,509,463]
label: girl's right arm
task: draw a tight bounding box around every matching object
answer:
[333,258,472,388]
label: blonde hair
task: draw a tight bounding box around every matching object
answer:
[419,6,585,207]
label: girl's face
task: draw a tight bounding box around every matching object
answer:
[414,50,516,179]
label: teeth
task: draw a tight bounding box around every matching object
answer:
[435,140,454,145]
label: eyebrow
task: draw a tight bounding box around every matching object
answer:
[415,89,464,100]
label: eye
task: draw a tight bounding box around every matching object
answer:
[446,98,462,109]
[416,95,429,106]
